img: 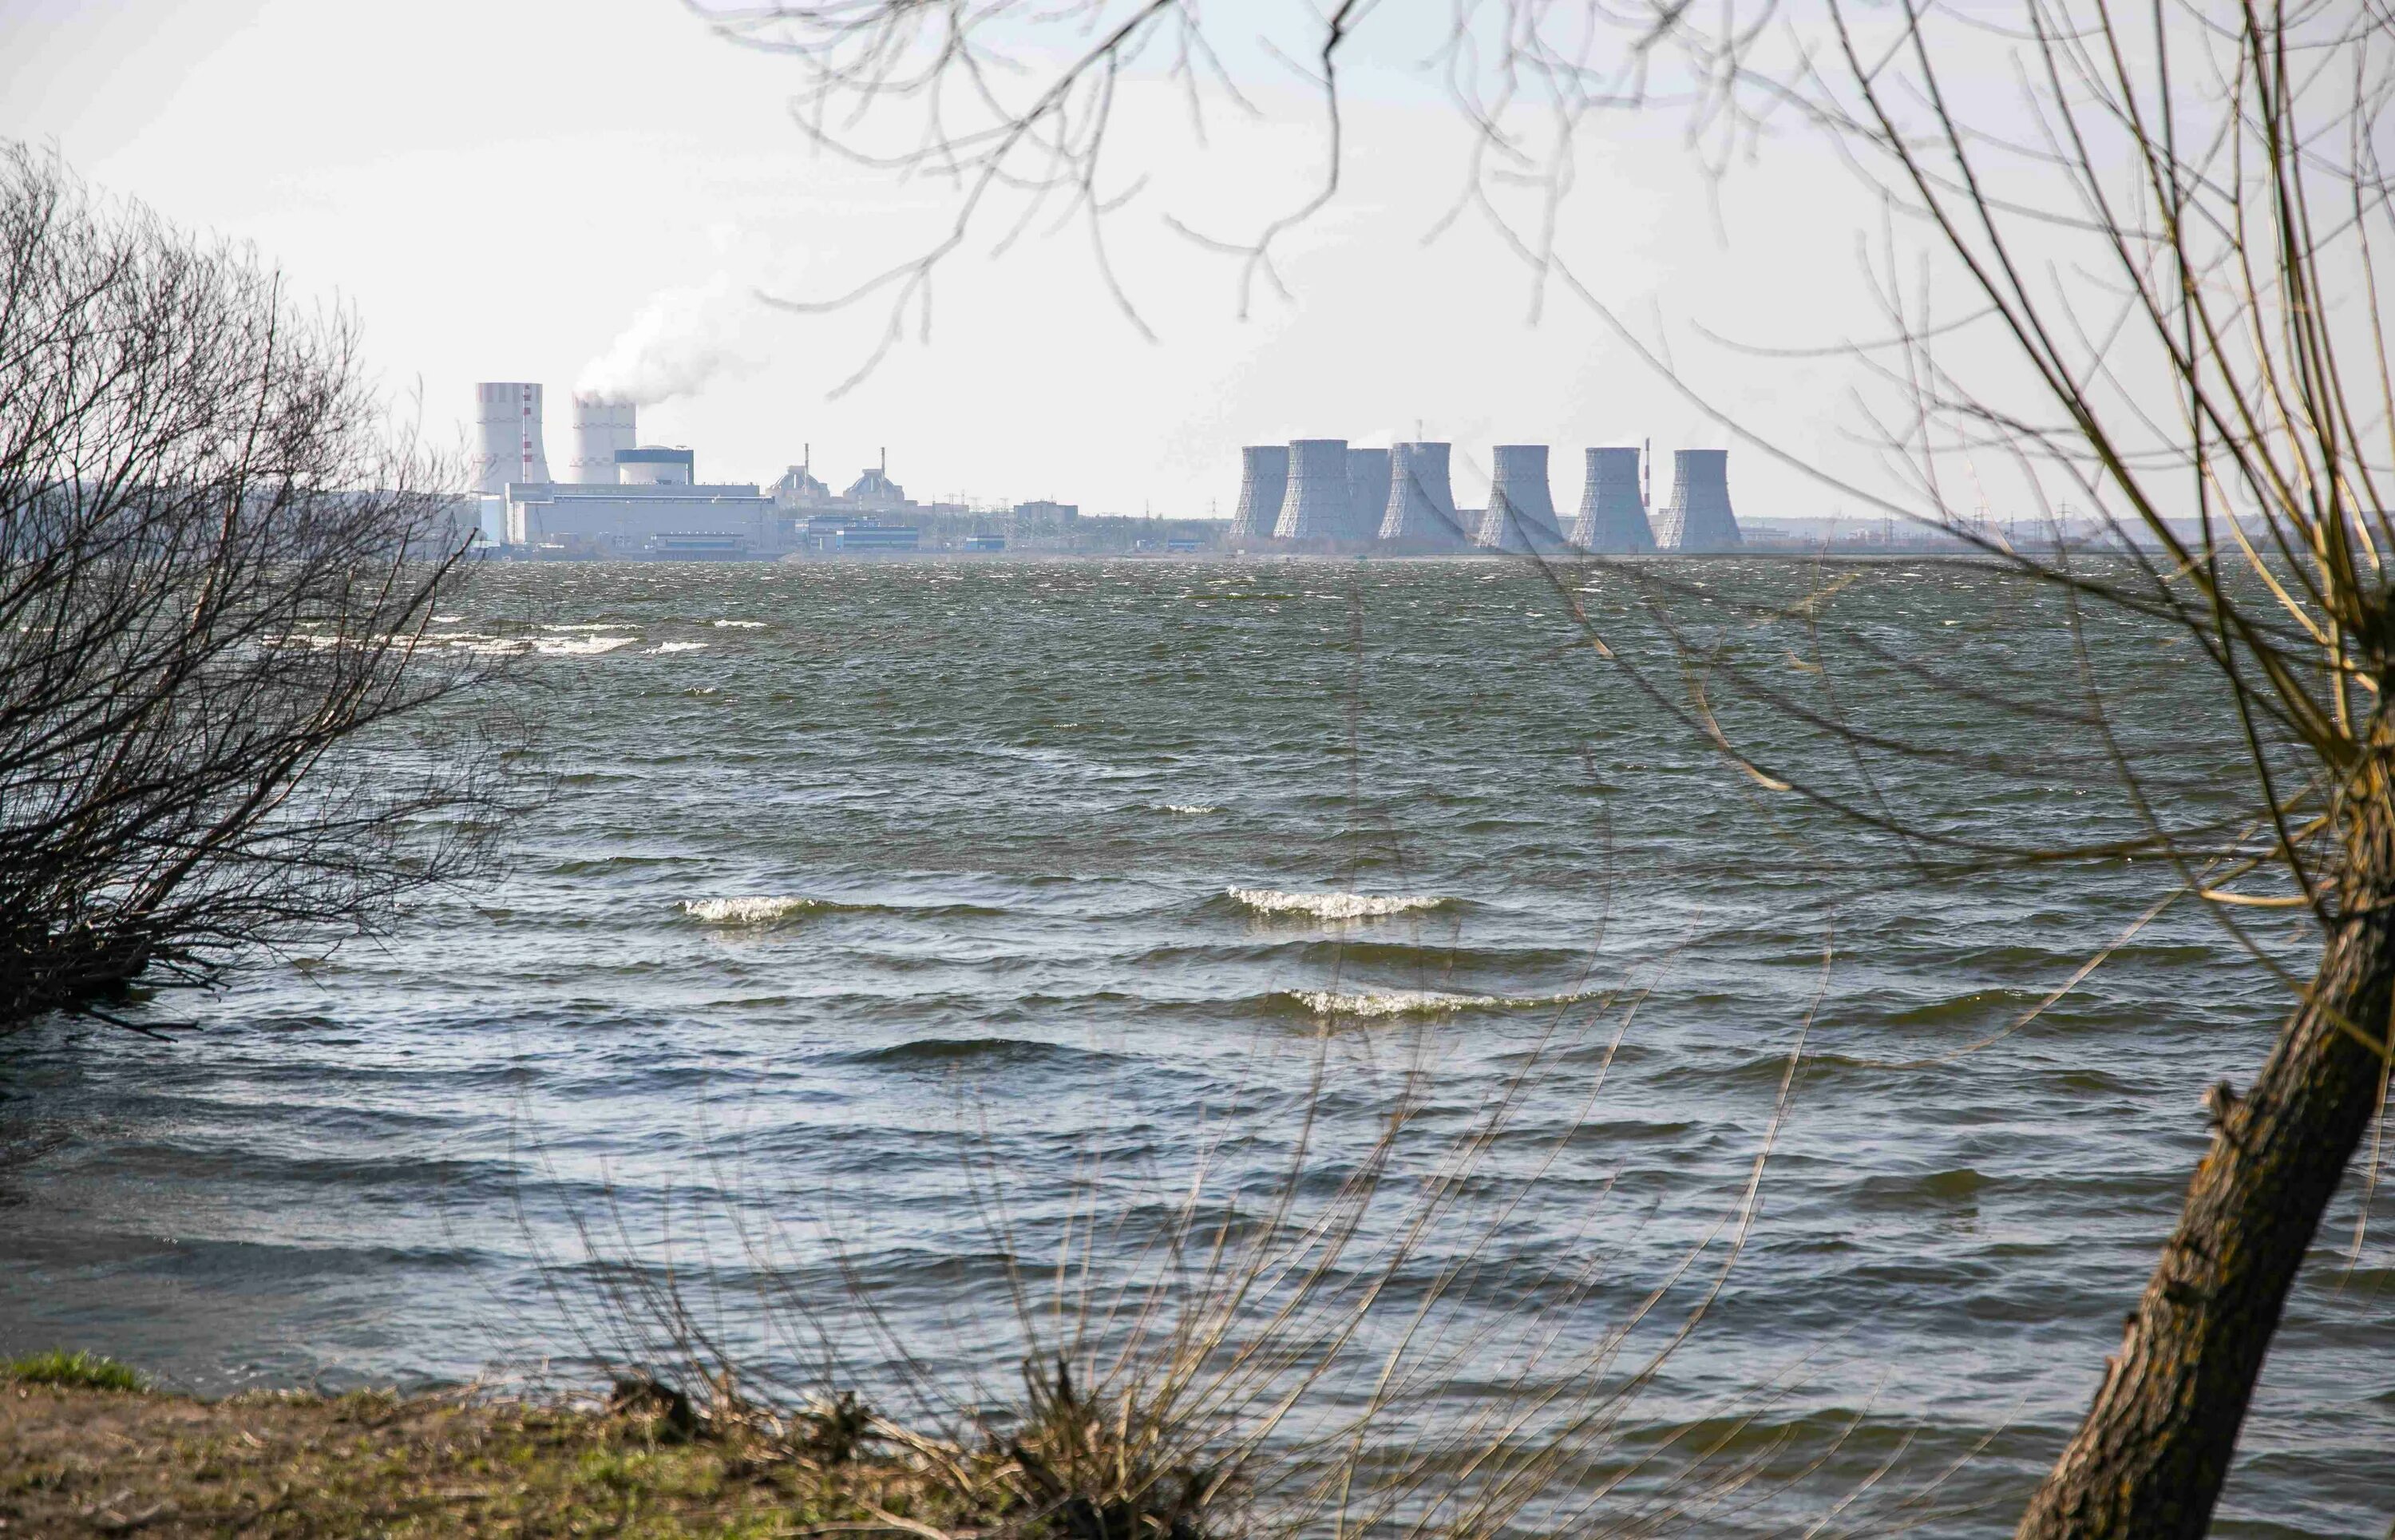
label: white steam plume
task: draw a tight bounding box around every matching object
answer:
[576,230,766,407]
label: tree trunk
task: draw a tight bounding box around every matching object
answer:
[2017,865,2395,1538]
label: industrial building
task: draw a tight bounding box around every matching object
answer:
[1477,445,1566,552]
[474,383,552,492]
[1653,449,1743,551]
[1233,437,1740,552]
[1380,442,1466,547]
[1275,439,1352,540]
[485,390,778,557]
[1229,446,1288,544]
[472,386,1002,558]
[1570,447,1657,552]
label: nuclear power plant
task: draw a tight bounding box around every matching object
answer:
[1275,439,1352,540]
[480,390,778,556]
[1229,446,1288,544]
[473,383,552,492]
[1653,449,1744,552]
[1233,438,1740,552]
[472,373,1747,560]
[1344,449,1391,543]
[1478,445,1566,552]
[469,382,1019,557]
[1380,442,1464,545]
[1571,448,1657,552]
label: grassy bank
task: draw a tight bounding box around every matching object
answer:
[2,1352,1196,1538]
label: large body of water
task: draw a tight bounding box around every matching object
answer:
[2,560,2387,1535]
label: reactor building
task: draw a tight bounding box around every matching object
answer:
[481,387,776,556]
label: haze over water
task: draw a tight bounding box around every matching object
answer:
[2,560,2388,1535]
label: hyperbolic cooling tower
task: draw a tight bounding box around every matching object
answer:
[570,396,637,485]
[1341,449,1391,543]
[1476,445,1566,552]
[1379,442,1463,545]
[1275,439,1351,540]
[1229,445,1289,543]
[474,382,552,493]
[1663,449,1742,551]
[1570,447,1657,552]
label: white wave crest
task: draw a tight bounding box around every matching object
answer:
[533,635,637,656]
[1228,887,1446,920]
[711,620,767,628]
[680,896,822,924]
[1163,804,1221,816]
[541,623,623,632]
[1289,988,1587,1019]
[649,641,710,654]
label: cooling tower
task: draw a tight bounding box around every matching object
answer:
[1475,445,1565,552]
[1275,439,1351,540]
[1570,447,1657,552]
[1343,449,1391,542]
[570,396,637,485]
[1378,442,1463,545]
[473,382,551,493]
[1229,445,1289,544]
[1664,449,1742,551]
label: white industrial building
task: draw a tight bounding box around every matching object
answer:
[470,384,965,558]
[477,386,778,557]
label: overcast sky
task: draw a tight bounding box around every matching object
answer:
[2,0,1898,518]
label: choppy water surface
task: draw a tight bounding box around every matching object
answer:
[3,560,2388,1536]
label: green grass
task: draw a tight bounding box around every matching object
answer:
[2,1350,144,1392]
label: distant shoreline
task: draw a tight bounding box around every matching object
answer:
[472,544,2075,564]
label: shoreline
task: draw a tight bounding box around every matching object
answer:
[2,1373,873,1537]
[0,1356,1217,1539]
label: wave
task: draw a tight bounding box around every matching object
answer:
[648,641,709,654]
[845,1036,1122,1070]
[1162,804,1221,816]
[1228,887,1448,920]
[711,620,767,628]
[1285,988,1588,1019]
[540,623,623,632]
[679,896,825,924]
[678,895,1010,924]
[532,635,637,656]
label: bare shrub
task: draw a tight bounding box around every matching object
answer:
[0,144,513,1028]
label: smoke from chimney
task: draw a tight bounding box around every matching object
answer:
[575,228,766,407]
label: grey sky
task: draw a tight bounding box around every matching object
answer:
[2,0,1882,518]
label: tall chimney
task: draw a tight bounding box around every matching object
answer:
[1229,445,1289,544]
[1343,448,1391,543]
[570,395,637,485]
[1476,445,1565,552]
[1665,449,1742,551]
[474,382,551,493]
[1378,442,1463,546]
[1274,438,1351,540]
[1570,447,1657,552]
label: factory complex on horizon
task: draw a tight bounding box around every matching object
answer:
[1229,439,1740,552]
[467,381,1747,560]
[469,383,1099,559]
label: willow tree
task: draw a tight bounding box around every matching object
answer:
[0,144,508,1027]
[695,0,2391,1530]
